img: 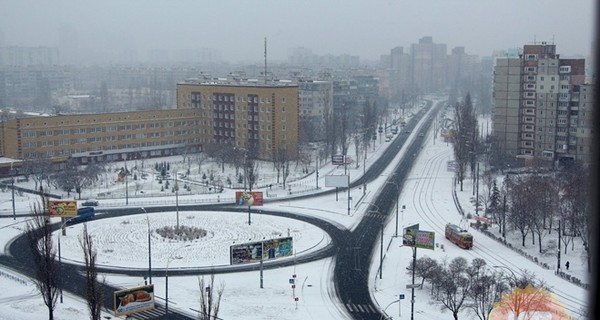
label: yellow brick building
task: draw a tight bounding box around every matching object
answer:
[0,81,299,174]
[176,81,299,160]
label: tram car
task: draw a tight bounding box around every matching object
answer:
[445,223,473,249]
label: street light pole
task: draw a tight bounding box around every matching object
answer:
[165,244,191,315]
[10,162,15,220]
[175,171,179,229]
[141,207,151,285]
[57,218,68,304]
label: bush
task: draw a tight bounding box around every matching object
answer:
[156,225,208,241]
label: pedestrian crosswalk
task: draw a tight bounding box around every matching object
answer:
[124,305,195,320]
[345,303,378,314]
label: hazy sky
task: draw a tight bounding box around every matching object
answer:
[0,0,596,63]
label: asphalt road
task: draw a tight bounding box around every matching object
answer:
[1,100,442,320]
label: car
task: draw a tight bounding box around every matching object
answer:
[418,132,425,137]
[81,199,99,207]
[385,136,391,142]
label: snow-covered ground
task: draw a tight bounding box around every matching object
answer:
[0,99,591,319]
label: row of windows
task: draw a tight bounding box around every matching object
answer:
[21,130,198,149]
[21,121,199,138]
[189,93,287,104]
[191,103,287,114]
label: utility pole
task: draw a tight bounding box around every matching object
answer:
[557,220,561,273]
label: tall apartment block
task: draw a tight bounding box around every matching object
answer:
[176,81,299,160]
[493,43,594,165]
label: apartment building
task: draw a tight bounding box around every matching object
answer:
[492,43,593,165]
[176,80,299,160]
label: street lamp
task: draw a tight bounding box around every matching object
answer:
[165,244,191,315]
[57,218,69,303]
[379,299,400,320]
[141,207,151,285]
[174,171,179,229]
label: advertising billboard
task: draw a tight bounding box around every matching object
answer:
[414,230,435,250]
[230,237,294,265]
[230,241,263,265]
[235,191,264,206]
[325,175,349,188]
[113,284,155,317]
[48,200,78,218]
[331,154,345,165]
[402,224,419,246]
[262,237,293,260]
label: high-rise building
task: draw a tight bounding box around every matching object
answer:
[411,37,447,93]
[176,80,299,160]
[492,43,593,165]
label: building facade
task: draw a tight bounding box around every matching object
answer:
[176,81,299,160]
[0,80,300,175]
[492,43,593,165]
[0,108,202,165]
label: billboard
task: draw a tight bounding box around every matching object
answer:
[325,175,349,188]
[235,191,263,206]
[48,200,78,218]
[113,284,155,317]
[331,154,345,165]
[414,230,435,250]
[230,241,263,265]
[262,237,293,260]
[230,237,294,265]
[402,224,419,246]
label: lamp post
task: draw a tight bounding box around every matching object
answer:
[165,244,191,315]
[379,299,400,320]
[10,162,16,220]
[57,218,69,303]
[141,207,151,285]
[174,171,179,229]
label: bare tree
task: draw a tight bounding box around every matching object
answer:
[433,256,471,320]
[25,192,60,320]
[507,175,533,246]
[244,146,260,192]
[198,274,225,320]
[79,224,105,320]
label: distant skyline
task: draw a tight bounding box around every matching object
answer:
[0,0,595,64]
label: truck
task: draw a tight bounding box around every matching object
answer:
[66,207,95,225]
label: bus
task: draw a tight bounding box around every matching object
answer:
[445,223,473,249]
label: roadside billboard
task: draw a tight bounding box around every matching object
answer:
[230,237,294,264]
[230,241,263,265]
[262,237,293,260]
[414,230,435,250]
[325,175,349,188]
[47,200,78,218]
[331,154,345,165]
[113,284,154,317]
[235,191,263,206]
[402,224,419,246]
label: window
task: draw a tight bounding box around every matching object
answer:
[559,66,571,73]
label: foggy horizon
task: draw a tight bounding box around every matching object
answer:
[0,0,596,65]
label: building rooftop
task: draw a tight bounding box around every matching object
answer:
[178,77,298,88]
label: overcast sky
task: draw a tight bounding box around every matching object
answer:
[0,0,596,64]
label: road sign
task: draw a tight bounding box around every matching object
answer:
[406,284,420,289]
[399,294,405,299]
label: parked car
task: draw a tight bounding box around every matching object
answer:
[81,199,99,207]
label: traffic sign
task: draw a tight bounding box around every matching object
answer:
[399,294,405,299]
[406,284,420,289]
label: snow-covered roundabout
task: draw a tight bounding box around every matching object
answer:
[54,210,330,269]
